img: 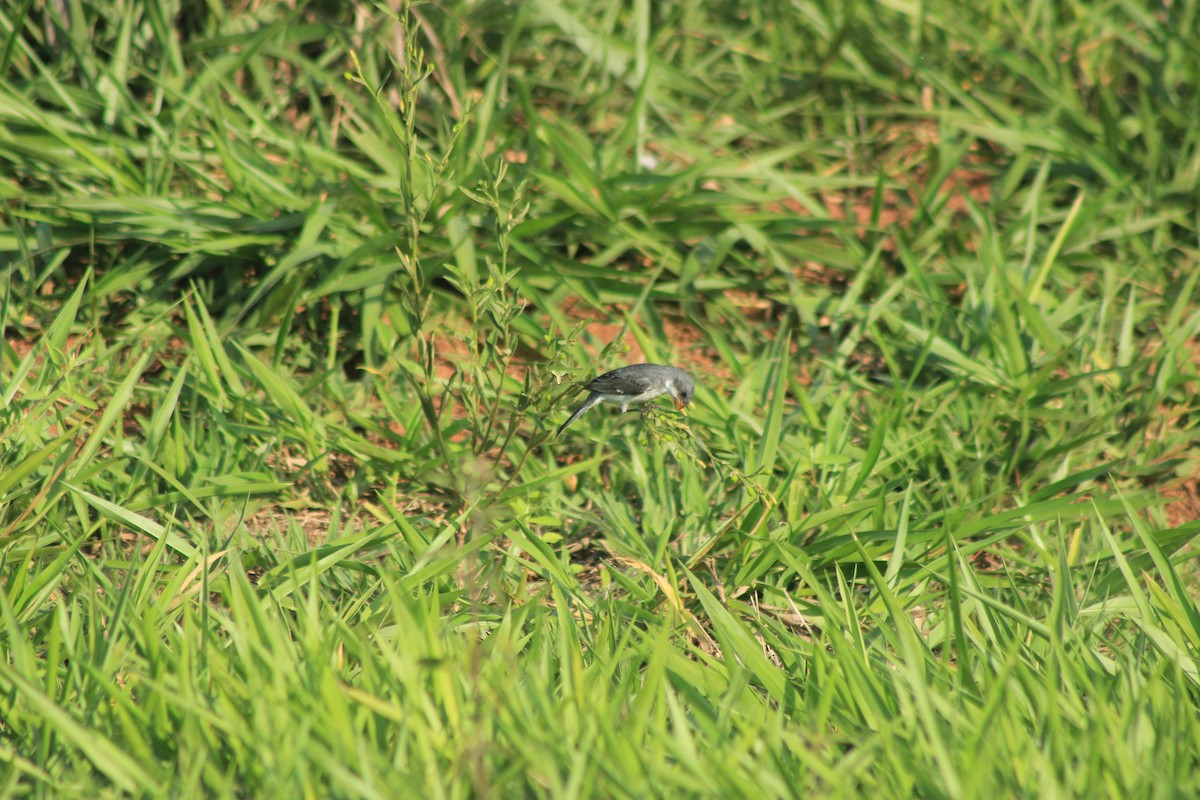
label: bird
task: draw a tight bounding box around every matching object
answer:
[556,363,695,437]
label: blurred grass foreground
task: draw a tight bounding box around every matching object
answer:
[2,1,1200,796]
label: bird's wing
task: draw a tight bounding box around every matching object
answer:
[585,368,656,396]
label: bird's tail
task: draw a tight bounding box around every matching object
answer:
[556,394,602,437]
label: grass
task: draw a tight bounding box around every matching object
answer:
[2,0,1200,796]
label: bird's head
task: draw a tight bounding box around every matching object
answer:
[670,372,695,413]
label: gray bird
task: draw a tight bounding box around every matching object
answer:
[556,363,695,437]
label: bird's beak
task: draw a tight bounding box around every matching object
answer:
[674,397,689,413]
